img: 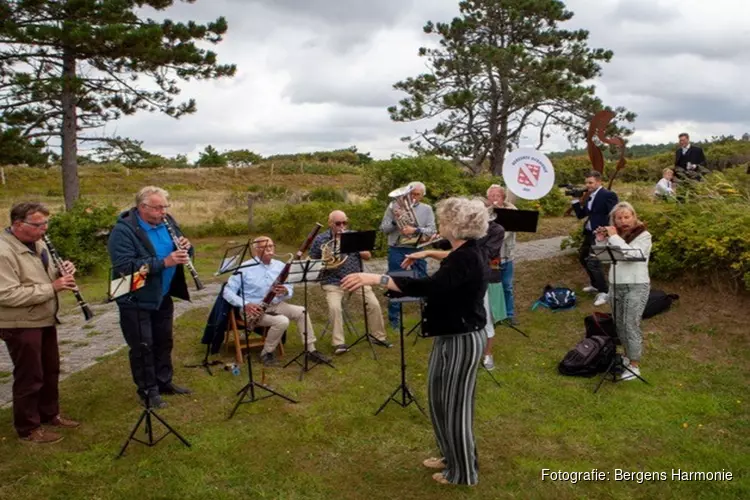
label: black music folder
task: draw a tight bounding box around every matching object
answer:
[493,208,539,233]
[339,230,377,254]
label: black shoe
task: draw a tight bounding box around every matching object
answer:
[309,350,331,364]
[141,394,168,409]
[373,338,393,348]
[159,383,192,395]
[259,352,279,367]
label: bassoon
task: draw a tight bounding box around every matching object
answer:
[244,223,323,331]
[41,234,94,321]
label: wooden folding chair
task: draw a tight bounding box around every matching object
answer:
[225,309,285,364]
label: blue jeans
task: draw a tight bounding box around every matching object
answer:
[387,246,427,327]
[500,261,515,319]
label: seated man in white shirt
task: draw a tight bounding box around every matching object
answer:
[222,236,330,367]
[654,168,675,199]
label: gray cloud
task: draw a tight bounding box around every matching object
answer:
[111,0,750,158]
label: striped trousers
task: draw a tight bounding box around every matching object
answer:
[610,283,650,362]
[427,330,487,485]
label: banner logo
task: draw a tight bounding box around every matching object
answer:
[502,149,555,200]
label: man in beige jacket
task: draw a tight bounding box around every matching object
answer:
[0,202,81,443]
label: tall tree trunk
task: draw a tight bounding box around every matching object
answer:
[60,48,79,210]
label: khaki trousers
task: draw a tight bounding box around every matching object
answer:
[258,302,316,355]
[322,284,386,346]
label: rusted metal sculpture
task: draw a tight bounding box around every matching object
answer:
[587,110,627,189]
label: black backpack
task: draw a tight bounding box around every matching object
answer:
[642,289,679,319]
[558,335,615,377]
[584,312,619,344]
[532,285,576,311]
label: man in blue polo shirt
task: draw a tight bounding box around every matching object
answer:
[108,186,194,409]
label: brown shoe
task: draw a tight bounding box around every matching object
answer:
[48,415,80,429]
[20,428,64,444]
[423,457,446,469]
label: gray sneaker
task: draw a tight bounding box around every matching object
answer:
[482,354,495,371]
[334,344,350,355]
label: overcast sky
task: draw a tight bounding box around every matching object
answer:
[104,0,750,160]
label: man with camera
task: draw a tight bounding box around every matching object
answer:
[570,171,618,306]
[674,132,708,181]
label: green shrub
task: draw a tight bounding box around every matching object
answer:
[515,185,570,217]
[362,156,472,202]
[305,187,347,203]
[246,184,288,200]
[182,218,249,238]
[46,202,119,274]
[254,200,389,256]
[560,171,750,292]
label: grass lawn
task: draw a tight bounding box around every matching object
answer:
[1,254,748,500]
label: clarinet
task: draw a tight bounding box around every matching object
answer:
[162,216,204,290]
[245,223,323,331]
[41,235,94,321]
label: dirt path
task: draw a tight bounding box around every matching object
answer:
[1,236,573,406]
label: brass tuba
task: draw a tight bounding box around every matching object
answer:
[321,235,348,269]
[388,185,419,230]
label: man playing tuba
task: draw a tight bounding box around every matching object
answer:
[379,181,436,330]
[309,211,391,354]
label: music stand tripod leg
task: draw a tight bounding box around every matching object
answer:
[375,301,426,417]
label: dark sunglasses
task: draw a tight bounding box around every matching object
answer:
[334,221,348,227]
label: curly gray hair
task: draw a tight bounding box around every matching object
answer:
[436,197,489,240]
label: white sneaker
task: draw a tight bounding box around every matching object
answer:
[619,365,641,381]
[482,354,495,371]
[583,285,598,293]
[594,293,609,306]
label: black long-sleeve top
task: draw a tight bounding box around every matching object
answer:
[391,239,488,336]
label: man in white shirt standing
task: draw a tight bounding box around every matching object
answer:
[223,236,330,366]
[571,171,619,306]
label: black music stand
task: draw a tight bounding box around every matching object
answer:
[110,263,191,458]
[282,258,335,380]
[228,251,297,420]
[590,245,650,393]
[187,242,249,376]
[340,230,380,359]
[492,208,538,338]
[375,293,427,417]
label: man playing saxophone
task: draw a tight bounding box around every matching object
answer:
[309,210,391,354]
[380,181,436,330]
[107,186,194,409]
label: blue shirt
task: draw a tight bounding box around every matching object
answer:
[136,213,175,297]
[222,258,294,308]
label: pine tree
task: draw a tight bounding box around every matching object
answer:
[388,0,635,175]
[0,0,236,208]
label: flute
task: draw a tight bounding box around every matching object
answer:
[162,216,204,290]
[41,234,94,321]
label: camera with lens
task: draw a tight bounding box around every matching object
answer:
[559,183,587,198]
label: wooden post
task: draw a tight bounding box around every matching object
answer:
[270,163,274,177]
[125,168,130,176]
[247,193,255,230]
[0,167,5,186]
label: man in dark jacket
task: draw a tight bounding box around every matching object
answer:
[571,171,619,306]
[107,186,194,409]
[674,132,708,181]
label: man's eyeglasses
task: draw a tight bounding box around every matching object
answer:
[143,204,171,211]
[22,220,49,228]
[334,221,348,227]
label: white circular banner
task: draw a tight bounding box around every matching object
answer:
[501,148,555,200]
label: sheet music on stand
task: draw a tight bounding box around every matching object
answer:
[108,265,149,300]
[214,242,250,276]
[285,259,326,284]
[590,245,646,263]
